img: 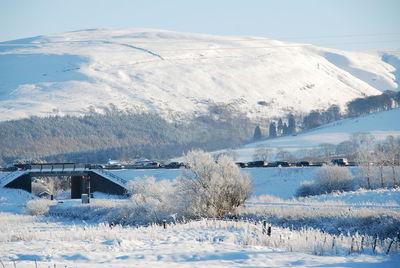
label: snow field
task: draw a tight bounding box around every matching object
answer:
[22,187,399,239]
[1,213,399,267]
[1,163,400,267]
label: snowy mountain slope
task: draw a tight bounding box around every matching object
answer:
[0,28,398,122]
[219,108,400,162]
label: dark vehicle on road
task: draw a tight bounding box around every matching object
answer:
[331,158,348,166]
[236,162,248,168]
[268,161,290,167]
[164,162,185,169]
[247,161,267,167]
[295,161,310,167]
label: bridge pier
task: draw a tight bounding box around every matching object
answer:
[71,175,90,199]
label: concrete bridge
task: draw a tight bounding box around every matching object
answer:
[0,163,129,198]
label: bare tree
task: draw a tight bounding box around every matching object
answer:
[276,149,294,161]
[354,133,376,189]
[253,146,274,162]
[318,143,336,157]
[374,143,387,188]
[383,136,400,187]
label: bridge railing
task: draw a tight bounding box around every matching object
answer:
[28,163,91,172]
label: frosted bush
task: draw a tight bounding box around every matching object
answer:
[179,150,253,218]
[295,181,318,197]
[315,165,354,193]
[296,165,354,197]
[122,176,182,223]
[26,199,53,216]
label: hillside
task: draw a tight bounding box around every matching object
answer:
[0,28,398,122]
[218,108,400,162]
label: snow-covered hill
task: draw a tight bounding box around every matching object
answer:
[0,28,398,122]
[220,108,400,162]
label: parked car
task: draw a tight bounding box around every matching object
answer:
[235,162,248,168]
[312,161,328,167]
[142,161,161,169]
[164,162,185,169]
[331,158,348,166]
[105,163,124,169]
[295,161,310,167]
[247,161,267,167]
[268,161,290,167]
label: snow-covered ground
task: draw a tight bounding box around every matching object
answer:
[1,166,400,267]
[299,187,400,205]
[1,212,399,267]
[0,28,398,121]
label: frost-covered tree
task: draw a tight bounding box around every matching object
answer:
[276,149,294,161]
[354,134,376,189]
[335,140,358,156]
[180,150,252,218]
[318,143,336,157]
[381,136,400,187]
[253,146,274,162]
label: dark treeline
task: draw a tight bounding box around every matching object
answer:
[303,90,400,131]
[0,103,255,165]
[2,91,399,165]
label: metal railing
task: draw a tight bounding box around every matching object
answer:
[92,169,128,188]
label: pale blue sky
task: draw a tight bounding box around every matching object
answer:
[1,0,399,50]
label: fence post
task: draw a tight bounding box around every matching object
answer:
[267,226,272,236]
[373,236,378,253]
[262,221,266,234]
[386,239,394,254]
[350,237,355,253]
[361,236,364,251]
[163,219,167,229]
